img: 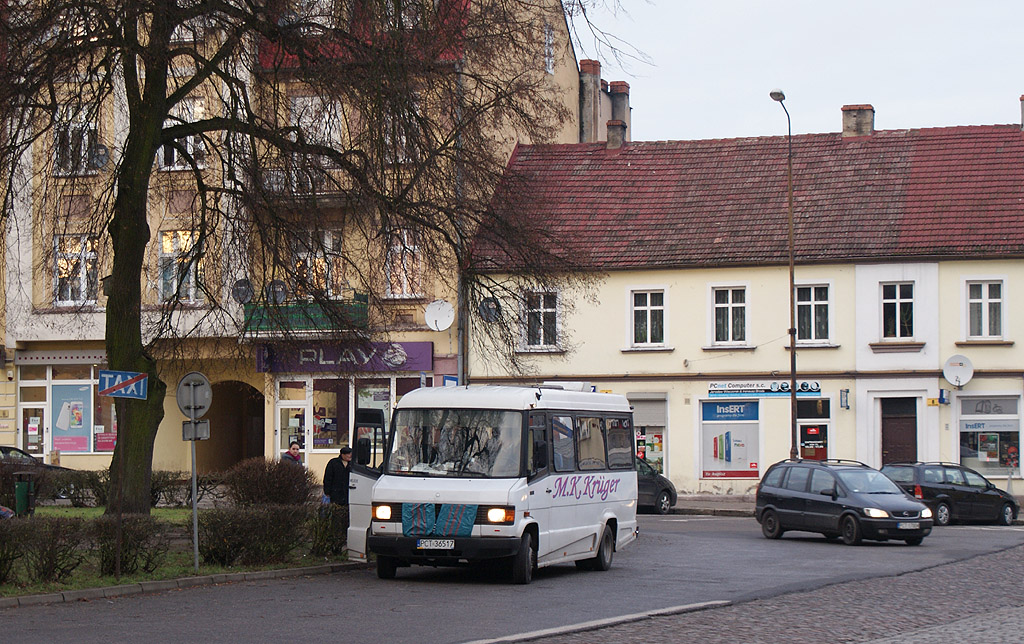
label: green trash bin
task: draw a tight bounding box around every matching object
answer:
[14,471,35,516]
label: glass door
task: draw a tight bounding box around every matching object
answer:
[21,407,45,455]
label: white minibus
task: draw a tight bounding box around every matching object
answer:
[347,385,638,584]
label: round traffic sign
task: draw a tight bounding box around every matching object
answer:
[176,372,213,418]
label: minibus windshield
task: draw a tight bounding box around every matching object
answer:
[386,408,523,478]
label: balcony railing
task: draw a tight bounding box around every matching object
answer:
[243,294,368,334]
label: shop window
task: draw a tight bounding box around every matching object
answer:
[798,398,830,461]
[700,400,759,479]
[959,396,1020,475]
[313,379,349,450]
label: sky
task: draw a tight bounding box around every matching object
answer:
[581,1,1024,142]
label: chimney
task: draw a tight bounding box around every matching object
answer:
[606,120,627,149]
[1019,95,1024,131]
[842,104,875,137]
[578,59,601,143]
[609,81,630,142]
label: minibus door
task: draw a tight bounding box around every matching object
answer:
[347,437,381,561]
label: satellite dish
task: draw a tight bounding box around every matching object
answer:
[943,354,974,388]
[424,299,455,331]
[266,280,288,305]
[231,279,254,304]
[478,297,501,323]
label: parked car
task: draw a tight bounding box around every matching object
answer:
[0,445,66,471]
[637,457,677,514]
[756,458,933,545]
[880,462,1019,527]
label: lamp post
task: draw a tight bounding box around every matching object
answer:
[770,89,799,461]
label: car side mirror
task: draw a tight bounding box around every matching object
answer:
[820,488,837,499]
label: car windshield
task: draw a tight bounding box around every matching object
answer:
[385,408,523,478]
[837,469,904,494]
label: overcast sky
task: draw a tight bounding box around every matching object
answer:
[581,1,1024,142]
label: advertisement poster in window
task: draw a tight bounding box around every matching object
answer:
[701,401,759,478]
[51,384,92,452]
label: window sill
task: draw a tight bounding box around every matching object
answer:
[516,347,565,355]
[869,341,925,353]
[39,304,103,313]
[702,344,755,352]
[621,346,674,354]
[792,343,840,350]
[955,340,1014,347]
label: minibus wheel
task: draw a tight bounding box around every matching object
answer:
[511,533,535,584]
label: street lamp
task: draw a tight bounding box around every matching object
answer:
[770,89,799,461]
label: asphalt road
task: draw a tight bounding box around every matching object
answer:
[7,516,1024,644]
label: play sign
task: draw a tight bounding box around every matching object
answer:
[98,370,149,400]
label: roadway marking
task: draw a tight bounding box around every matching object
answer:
[460,600,732,644]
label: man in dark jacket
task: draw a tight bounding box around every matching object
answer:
[323,446,352,505]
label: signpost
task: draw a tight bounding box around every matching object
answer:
[176,372,212,574]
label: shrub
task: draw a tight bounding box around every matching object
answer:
[0,518,24,584]
[20,517,87,582]
[223,458,317,507]
[0,463,57,509]
[90,514,170,576]
[309,504,349,557]
[151,470,189,507]
[197,505,311,566]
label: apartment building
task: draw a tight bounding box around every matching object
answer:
[472,102,1024,495]
[1,1,631,480]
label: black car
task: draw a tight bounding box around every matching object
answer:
[880,462,1019,527]
[0,445,65,471]
[756,459,933,545]
[637,457,677,514]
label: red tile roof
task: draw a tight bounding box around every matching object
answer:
[480,125,1024,270]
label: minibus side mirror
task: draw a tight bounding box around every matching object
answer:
[356,437,372,466]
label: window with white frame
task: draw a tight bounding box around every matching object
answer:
[796,285,829,341]
[543,22,555,74]
[632,290,665,346]
[713,287,746,343]
[384,0,425,29]
[292,229,345,298]
[383,98,420,165]
[159,98,207,170]
[524,291,558,349]
[54,105,98,176]
[967,280,1003,339]
[54,234,98,306]
[385,228,420,298]
[159,230,203,302]
[882,282,914,339]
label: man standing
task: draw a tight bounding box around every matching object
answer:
[323,446,353,505]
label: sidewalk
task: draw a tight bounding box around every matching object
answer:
[671,494,756,517]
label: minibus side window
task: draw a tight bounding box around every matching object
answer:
[577,416,606,470]
[528,412,548,477]
[606,416,634,469]
[552,414,575,472]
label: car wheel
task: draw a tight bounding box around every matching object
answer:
[840,515,862,546]
[655,490,672,515]
[760,509,784,539]
[511,532,535,584]
[934,502,951,527]
[904,537,924,546]
[376,555,398,580]
[998,503,1014,527]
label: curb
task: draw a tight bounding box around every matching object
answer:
[672,507,755,518]
[0,560,371,610]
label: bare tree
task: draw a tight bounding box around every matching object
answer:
[0,0,607,513]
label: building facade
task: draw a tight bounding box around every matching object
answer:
[472,103,1024,495]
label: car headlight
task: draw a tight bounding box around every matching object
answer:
[921,507,933,519]
[485,507,516,524]
[863,507,889,518]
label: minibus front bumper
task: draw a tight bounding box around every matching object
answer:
[368,535,522,564]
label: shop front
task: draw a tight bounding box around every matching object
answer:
[257,341,439,468]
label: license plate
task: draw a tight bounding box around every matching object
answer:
[897,522,920,530]
[416,539,454,550]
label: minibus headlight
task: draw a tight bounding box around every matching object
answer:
[485,507,515,524]
[373,504,393,521]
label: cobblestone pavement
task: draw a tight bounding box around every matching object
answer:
[519,543,1024,644]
